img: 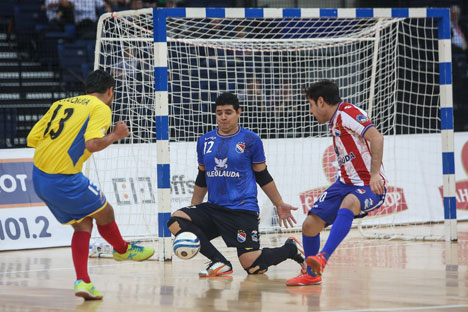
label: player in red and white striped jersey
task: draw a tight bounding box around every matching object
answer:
[287,80,387,286]
[330,100,386,186]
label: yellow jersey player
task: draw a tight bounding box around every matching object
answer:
[27,70,154,300]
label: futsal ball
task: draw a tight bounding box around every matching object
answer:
[173,232,200,259]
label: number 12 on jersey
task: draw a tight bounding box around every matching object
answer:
[203,141,214,154]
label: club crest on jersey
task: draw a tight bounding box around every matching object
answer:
[235,142,245,153]
[356,188,366,194]
[356,115,369,123]
[333,128,341,136]
[237,230,247,243]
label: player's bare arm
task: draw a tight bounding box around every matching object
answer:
[86,120,130,153]
[364,126,384,195]
[252,162,298,228]
[191,165,208,205]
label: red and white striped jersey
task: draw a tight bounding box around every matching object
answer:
[328,102,385,186]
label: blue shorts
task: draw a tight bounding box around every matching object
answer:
[309,180,386,227]
[32,166,107,224]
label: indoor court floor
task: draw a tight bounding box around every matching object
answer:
[1,226,468,312]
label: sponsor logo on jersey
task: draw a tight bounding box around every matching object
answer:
[207,157,241,178]
[356,188,366,194]
[206,170,240,178]
[237,230,246,243]
[344,105,352,109]
[214,157,228,170]
[337,152,356,166]
[356,114,369,123]
[235,142,245,153]
[251,230,259,242]
[204,136,216,141]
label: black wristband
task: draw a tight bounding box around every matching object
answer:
[195,168,207,187]
[254,167,273,187]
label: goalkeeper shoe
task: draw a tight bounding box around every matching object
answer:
[286,273,322,286]
[285,237,306,272]
[199,261,233,277]
[112,243,155,261]
[306,252,328,276]
[74,280,103,300]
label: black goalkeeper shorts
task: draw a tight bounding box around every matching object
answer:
[179,202,261,254]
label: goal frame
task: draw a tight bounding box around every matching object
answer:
[94,7,457,260]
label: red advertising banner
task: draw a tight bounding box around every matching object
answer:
[438,141,468,210]
[299,145,408,216]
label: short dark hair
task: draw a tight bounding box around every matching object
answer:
[85,70,116,94]
[304,80,341,105]
[215,92,240,111]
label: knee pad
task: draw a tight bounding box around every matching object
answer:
[167,216,205,239]
[167,216,191,235]
[244,253,268,275]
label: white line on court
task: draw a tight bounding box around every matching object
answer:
[326,304,468,312]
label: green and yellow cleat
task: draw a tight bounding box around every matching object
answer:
[74,280,103,300]
[112,243,155,261]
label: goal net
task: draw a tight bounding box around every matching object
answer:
[90,8,456,259]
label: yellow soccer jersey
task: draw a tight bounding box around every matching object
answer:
[27,95,111,174]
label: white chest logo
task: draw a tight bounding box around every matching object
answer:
[214,157,228,170]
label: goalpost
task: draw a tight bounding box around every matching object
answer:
[89,7,457,260]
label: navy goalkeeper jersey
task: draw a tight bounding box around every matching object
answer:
[196,126,266,212]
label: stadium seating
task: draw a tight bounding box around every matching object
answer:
[58,41,94,88]
[14,4,47,53]
[0,0,15,34]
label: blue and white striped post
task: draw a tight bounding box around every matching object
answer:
[154,8,172,260]
[156,7,457,245]
[427,8,458,241]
